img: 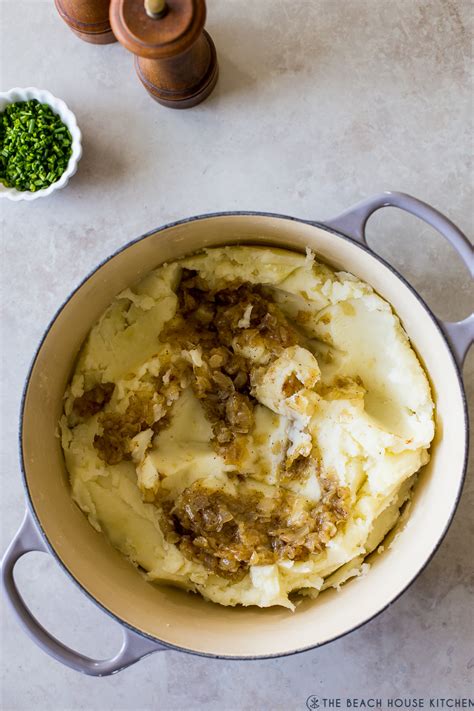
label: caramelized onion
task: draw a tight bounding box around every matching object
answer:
[161,479,349,581]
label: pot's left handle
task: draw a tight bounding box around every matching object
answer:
[1,510,167,676]
[322,191,474,368]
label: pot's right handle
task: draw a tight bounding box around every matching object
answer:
[1,510,167,676]
[323,191,474,368]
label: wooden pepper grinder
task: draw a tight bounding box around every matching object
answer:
[109,0,218,108]
[54,0,117,44]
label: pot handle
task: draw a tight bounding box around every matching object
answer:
[322,191,474,368]
[1,510,167,676]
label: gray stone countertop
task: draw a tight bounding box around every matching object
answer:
[0,1,472,709]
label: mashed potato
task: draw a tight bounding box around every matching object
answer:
[61,247,434,609]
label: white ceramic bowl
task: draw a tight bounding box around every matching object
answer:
[0,87,82,201]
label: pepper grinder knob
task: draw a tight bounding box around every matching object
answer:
[110,0,218,109]
[144,0,168,18]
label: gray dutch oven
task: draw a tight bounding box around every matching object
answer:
[2,191,473,675]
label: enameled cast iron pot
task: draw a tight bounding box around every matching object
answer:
[2,192,473,675]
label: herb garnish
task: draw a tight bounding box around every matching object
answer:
[0,99,73,192]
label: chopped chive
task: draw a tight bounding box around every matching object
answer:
[0,99,73,192]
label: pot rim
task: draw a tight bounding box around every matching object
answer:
[18,210,470,660]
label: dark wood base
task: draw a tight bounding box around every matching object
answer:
[69,27,117,44]
[54,0,117,44]
[135,31,218,109]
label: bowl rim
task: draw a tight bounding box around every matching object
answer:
[0,87,82,201]
[17,210,470,659]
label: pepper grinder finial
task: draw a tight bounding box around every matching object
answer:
[144,0,168,18]
[110,0,218,109]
